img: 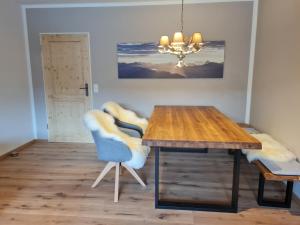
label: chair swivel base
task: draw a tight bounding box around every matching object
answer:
[92,162,146,202]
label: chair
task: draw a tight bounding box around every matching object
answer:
[102,101,148,137]
[84,110,149,202]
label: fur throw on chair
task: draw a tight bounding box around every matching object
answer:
[102,101,148,134]
[84,110,149,169]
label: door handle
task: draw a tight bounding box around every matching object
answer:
[79,83,89,96]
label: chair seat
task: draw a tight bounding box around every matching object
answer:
[124,139,150,169]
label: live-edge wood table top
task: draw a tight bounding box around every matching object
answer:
[142,106,262,150]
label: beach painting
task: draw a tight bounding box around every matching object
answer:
[117,41,225,79]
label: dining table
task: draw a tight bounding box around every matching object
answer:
[142,105,262,213]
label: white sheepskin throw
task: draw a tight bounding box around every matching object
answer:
[84,110,149,169]
[243,133,296,163]
[102,101,148,133]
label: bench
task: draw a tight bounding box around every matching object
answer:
[254,160,300,208]
[238,124,300,208]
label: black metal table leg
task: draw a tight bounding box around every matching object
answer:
[154,148,242,213]
[231,149,241,212]
[154,147,160,208]
[257,173,294,208]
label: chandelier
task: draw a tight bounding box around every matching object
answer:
[158,0,204,67]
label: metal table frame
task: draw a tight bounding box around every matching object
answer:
[154,147,241,213]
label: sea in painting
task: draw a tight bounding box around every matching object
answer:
[117,41,225,79]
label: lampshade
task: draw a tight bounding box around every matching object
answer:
[173,32,184,43]
[191,32,203,44]
[159,36,170,47]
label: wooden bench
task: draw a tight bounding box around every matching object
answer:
[254,160,300,208]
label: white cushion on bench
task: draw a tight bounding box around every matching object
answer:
[260,159,300,176]
[243,133,297,163]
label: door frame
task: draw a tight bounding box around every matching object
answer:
[40,32,94,140]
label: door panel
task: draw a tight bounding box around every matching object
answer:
[41,34,92,142]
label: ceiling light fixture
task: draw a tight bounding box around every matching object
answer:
[158,0,204,67]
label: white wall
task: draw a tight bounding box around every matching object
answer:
[251,0,300,197]
[0,0,35,156]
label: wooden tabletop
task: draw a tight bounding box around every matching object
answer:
[142,106,262,150]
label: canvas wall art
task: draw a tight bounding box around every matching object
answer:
[117,41,225,79]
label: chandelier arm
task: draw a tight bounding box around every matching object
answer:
[169,51,181,56]
[161,49,188,56]
[159,46,201,55]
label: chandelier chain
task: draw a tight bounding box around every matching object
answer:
[181,0,184,32]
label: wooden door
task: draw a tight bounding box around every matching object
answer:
[41,34,92,143]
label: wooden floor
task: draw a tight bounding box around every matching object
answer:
[0,141,299,225]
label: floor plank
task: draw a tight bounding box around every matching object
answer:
[0,141,299,225]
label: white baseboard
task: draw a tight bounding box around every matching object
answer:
[0,139,35,159]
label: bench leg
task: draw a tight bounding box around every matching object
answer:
[257,173,294,208]
[257,173,265,205]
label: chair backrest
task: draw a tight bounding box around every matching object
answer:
[102,101,125,120]
[84,110,132,162]
[102,101,147,136]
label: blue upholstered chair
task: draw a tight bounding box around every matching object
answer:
[84,110,149,202]
[102,102,148,137]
